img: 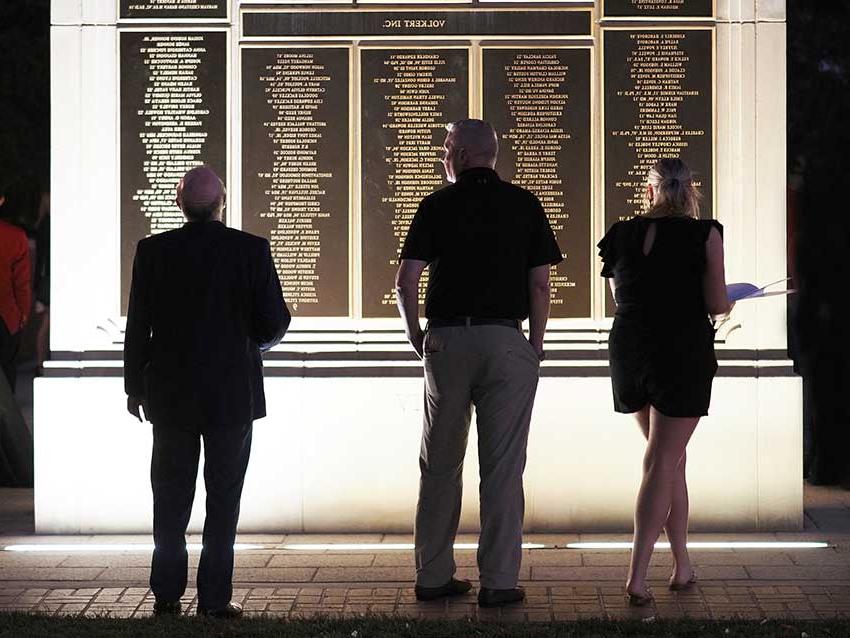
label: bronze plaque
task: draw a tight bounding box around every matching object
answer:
[242,48,350,317]
[244,10,591,38]
[120,0,228,20]
[603,0,713,18]
[603,29,713,314]
[483,48,592,319]
[604,29,713,227]
[360,49,469,318]
[120,31,227,313]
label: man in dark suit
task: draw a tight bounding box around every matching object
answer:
[124,166,290,618]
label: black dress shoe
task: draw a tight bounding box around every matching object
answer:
[414,578,473,601]
[153,600,182,616]
[478,586,525,608]
[807,473,839,486]
[807,462,840,486]
[198,601,243,619]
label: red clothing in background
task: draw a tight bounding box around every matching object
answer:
[0,220,31,334]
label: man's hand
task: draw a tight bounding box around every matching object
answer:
[527,264,551,363]
[127,395,147,423]
[530,340,545,362]
[396,259,428,360]
[410,327,425,359]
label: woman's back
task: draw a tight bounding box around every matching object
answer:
[599,213,723,418]
[599,215,722,323]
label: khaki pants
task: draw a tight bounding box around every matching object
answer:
[414,325,540,589]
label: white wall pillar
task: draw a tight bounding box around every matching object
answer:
[51,2,119,350]
[715,0,787,351]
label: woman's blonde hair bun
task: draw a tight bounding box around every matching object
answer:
[646,158,701,219]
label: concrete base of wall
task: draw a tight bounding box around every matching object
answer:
[33,371,802,534]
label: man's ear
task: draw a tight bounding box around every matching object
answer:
[174,178,184,211]
[456,147,468,167]
[0,195,5,208]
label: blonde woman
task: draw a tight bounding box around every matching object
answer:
[597,158,730,606]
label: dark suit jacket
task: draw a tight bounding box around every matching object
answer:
[123,221,290,427]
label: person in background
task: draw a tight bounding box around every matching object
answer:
[33,189,50,373]
[597,158,730,606]
[124,166,290,619]
[396,119,562,608]
[792,164,850,489]
[0,179,33,392]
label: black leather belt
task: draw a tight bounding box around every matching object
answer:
[427,317,521,329]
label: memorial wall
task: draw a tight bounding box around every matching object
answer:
[45,0,796,533]
[118,2,715,321]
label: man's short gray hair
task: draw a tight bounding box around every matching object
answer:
[445,119,498,160]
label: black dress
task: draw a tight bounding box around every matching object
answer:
[598,215,722,417]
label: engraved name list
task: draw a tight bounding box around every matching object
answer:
[242,48,350,316]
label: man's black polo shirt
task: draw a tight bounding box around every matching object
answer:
[400,167,563,320]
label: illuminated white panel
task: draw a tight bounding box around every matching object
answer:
[51,22,119,351]
[34,374,802,533]
[282,543,547,550]
[83,0,117,23]
[4,544,262,552]
[52,1,83,24]
[717,0,755,22]
[568,541,828,550]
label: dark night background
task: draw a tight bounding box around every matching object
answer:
[0,2,848,482]
[787,3,850,486]
[0,0,50,225]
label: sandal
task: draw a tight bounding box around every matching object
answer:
[626,588,654,607]
[669,572,697,591]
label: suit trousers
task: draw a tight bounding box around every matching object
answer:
[415,325,540,589]
[150,421,253,609]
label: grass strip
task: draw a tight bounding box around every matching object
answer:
[1,613,848,638]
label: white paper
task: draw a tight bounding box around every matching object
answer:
[727,278,794,302]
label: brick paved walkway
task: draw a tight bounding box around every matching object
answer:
[0,486,848,621]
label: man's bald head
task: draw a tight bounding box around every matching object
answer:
[176,165,226,222]
[442,119,499,183]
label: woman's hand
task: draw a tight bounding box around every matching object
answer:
[711,301,735,322]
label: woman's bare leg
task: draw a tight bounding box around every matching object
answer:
[633,405,650,437]
[665,451,692,584]
[633,410,692,585]
[626,407,699,596]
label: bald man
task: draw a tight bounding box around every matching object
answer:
[396,120,563,607]
[124,166,290,618]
